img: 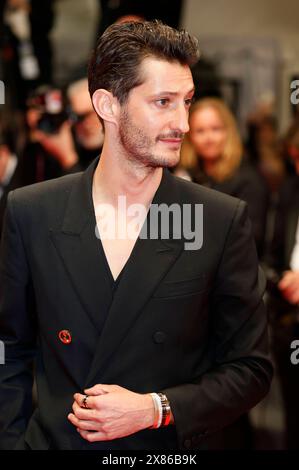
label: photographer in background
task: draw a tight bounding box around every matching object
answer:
[1,87,81,240]
[20,86,82,184]
[21,80,104,184]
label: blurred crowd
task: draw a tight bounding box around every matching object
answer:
[0,0,299,451]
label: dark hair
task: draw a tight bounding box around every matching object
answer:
[88,20,200,105]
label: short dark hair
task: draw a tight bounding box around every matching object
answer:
[88,20,200,105]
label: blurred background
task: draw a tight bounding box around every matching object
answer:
[1,0,299,450]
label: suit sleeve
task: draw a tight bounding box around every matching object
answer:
[161,200,273,450]
[0,191,36,450]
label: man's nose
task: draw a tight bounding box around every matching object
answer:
[170,105,190,134]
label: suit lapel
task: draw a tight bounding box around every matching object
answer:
[50,158,113,333]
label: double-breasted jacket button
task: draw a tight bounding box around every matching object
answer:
[153,331,166,344]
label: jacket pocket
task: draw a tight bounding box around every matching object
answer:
[152,274,207,298]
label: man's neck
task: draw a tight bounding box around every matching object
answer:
[92,148,163,209]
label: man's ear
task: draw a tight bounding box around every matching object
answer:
[92,89,119,125]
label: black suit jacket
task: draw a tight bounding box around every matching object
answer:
[0,157,272,450]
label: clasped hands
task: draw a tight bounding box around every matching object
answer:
[68,384,155,442]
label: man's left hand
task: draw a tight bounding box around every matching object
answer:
[68,384,155,442]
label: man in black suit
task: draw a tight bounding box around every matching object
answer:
[0,20,272,450]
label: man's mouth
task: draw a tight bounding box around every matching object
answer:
[159,138,182,145]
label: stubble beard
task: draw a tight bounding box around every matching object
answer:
[118,108,181,169]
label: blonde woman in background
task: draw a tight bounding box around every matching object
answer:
[176,97,268,257]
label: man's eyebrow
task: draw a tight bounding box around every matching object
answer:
[186,87,195,95]
[150,87,195,97]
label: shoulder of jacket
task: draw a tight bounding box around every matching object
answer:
[8,172,82,209]
[172,172,243,214]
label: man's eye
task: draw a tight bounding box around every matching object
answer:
[185,98,194,107]
[156,98,169,106]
